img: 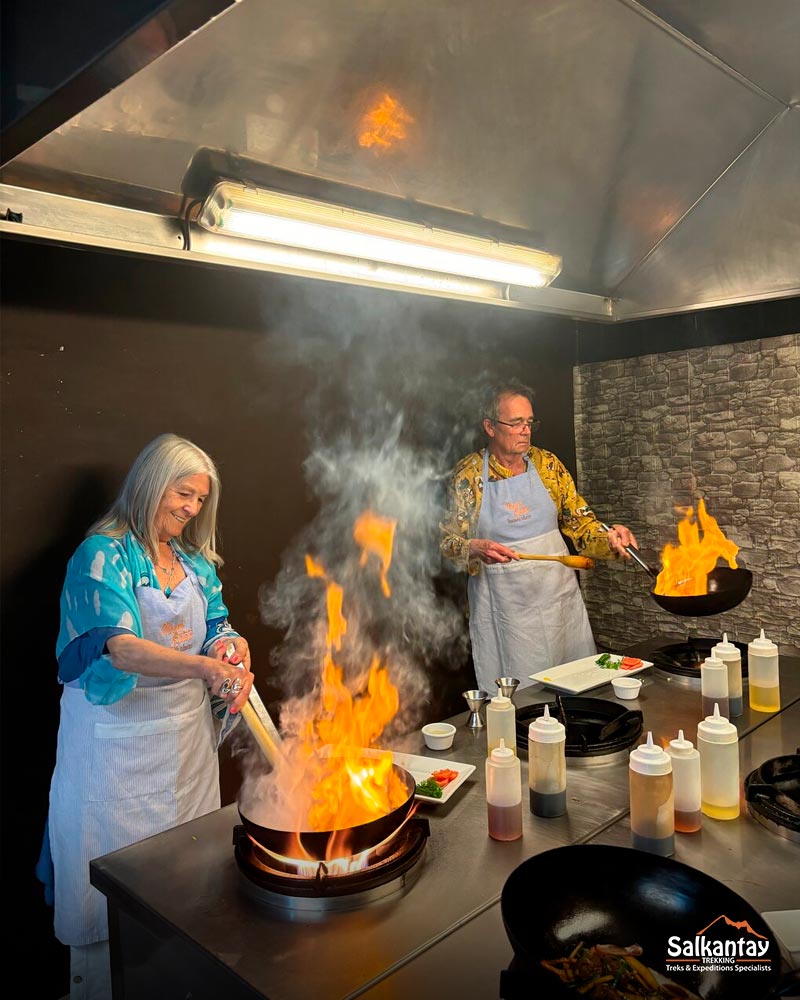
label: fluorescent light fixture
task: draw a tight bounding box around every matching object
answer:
[197,181,562,290]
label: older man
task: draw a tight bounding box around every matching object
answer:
[440,383,636,692]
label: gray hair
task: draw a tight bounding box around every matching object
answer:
[481,381,536,423]
[89,434,223,565]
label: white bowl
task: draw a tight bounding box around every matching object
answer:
[422,722,456,750]
[612,676,642,700]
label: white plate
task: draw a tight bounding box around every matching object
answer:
[390,751,476,804]
[530,653,652,694]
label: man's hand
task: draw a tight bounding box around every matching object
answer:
[606,523,638,557]
[469,538,520,564]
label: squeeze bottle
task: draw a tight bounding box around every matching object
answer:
[486,688,516,756]
[486,739,523,841]
[712,633,743,718]
[700,655,729,720]
[667,730,701,833]
[629,732,674,857]
[528,704,567,817]
[748,629,780,713]
[697,704,740,820]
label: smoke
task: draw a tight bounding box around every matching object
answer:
[256,285,499,699]
[239,282,528,824]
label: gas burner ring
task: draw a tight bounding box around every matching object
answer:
[233,817,430,913]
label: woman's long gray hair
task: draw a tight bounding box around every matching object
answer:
[89,433,223,565]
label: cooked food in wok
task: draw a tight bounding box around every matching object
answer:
[541,942,700,999]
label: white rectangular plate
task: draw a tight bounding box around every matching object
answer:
[390,751,476,804]
[530,654,652,694]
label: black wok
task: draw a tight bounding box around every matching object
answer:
[605,524,753,617]
[238,761,416,861]
[501,845,792,999]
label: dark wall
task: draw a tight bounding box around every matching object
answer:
[1,237,578,989]
[577,296,800,363]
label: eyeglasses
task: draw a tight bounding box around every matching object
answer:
[492,418,540,433]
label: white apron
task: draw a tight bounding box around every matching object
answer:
[468,450,595,693]
[49,559,220,946]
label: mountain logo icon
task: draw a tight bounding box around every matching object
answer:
[696,915,768,939]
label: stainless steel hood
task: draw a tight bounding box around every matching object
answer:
[2,0,798,321]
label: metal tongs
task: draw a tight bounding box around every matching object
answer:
[225,642,284,768]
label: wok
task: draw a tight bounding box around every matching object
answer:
[602,524,753,617]
[238,761,416,862]
[501,845,794,999]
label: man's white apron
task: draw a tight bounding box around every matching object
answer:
[468,450,595,692]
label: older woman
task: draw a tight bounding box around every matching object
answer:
[441,383,637,693]
[43,434,254,998]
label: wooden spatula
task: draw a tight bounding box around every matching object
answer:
[516,554,595,570]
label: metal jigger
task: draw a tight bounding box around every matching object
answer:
[495,676,520,701]
[462,689,490,729]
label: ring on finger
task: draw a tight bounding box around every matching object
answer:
[220,678,233,696]
[231,678,243,695]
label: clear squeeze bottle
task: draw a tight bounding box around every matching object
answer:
[528,704,567,817]
[697,704,740,820]
[700,655,729,719]
[748,629,780,713]
[629,732,675,857]
[486,739,523,841]
[712,633,743,718]
[486,688,516,756]
[667,730,701,833]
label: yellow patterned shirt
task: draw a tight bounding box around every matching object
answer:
[440,446,616,575]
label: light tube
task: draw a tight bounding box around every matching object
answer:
[197,182,562,289]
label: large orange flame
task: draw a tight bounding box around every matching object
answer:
[655,499,739,596]
[287,523,406,838]
[353,510,396,597]
[358,93,414,150]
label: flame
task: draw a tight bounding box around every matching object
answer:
[353,510,396,597]
[279,517,407,846]
[654,499,739,596]
[358,93,414,151]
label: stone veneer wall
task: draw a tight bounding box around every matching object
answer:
[574,333,799,650]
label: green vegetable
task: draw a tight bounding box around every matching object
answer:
[416,778,444,798]
[595,653,622,669]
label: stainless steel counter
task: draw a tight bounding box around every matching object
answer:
[91,653,800,1000]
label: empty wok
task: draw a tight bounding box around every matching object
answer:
[501,845,792,999]
[238,761,416,862]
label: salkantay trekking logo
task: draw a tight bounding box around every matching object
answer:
[666,915,773,975]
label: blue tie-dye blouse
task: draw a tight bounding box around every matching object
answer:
[57,531,240,704]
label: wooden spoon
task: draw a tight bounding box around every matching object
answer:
[516,553,595,570]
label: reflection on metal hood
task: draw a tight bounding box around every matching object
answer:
[1,0,798,320]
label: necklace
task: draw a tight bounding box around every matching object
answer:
[156,545,177,592]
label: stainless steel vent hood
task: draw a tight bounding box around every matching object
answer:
[2,0,798,321]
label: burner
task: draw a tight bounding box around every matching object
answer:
[233,818,430,913]
[744,753,800,844]
[646,637,749,690]
[516,698,643,766]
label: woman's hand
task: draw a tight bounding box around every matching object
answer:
[607,523,638,557]
[469,538,520,564]
[206,638,254,714]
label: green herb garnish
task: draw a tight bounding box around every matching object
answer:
[595,653,622,669]
[416,778,444,798]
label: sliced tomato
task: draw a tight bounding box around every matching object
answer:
[431,768,459,786]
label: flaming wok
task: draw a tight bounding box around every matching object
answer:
[239,760,416,862]
[601,524,752,617]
